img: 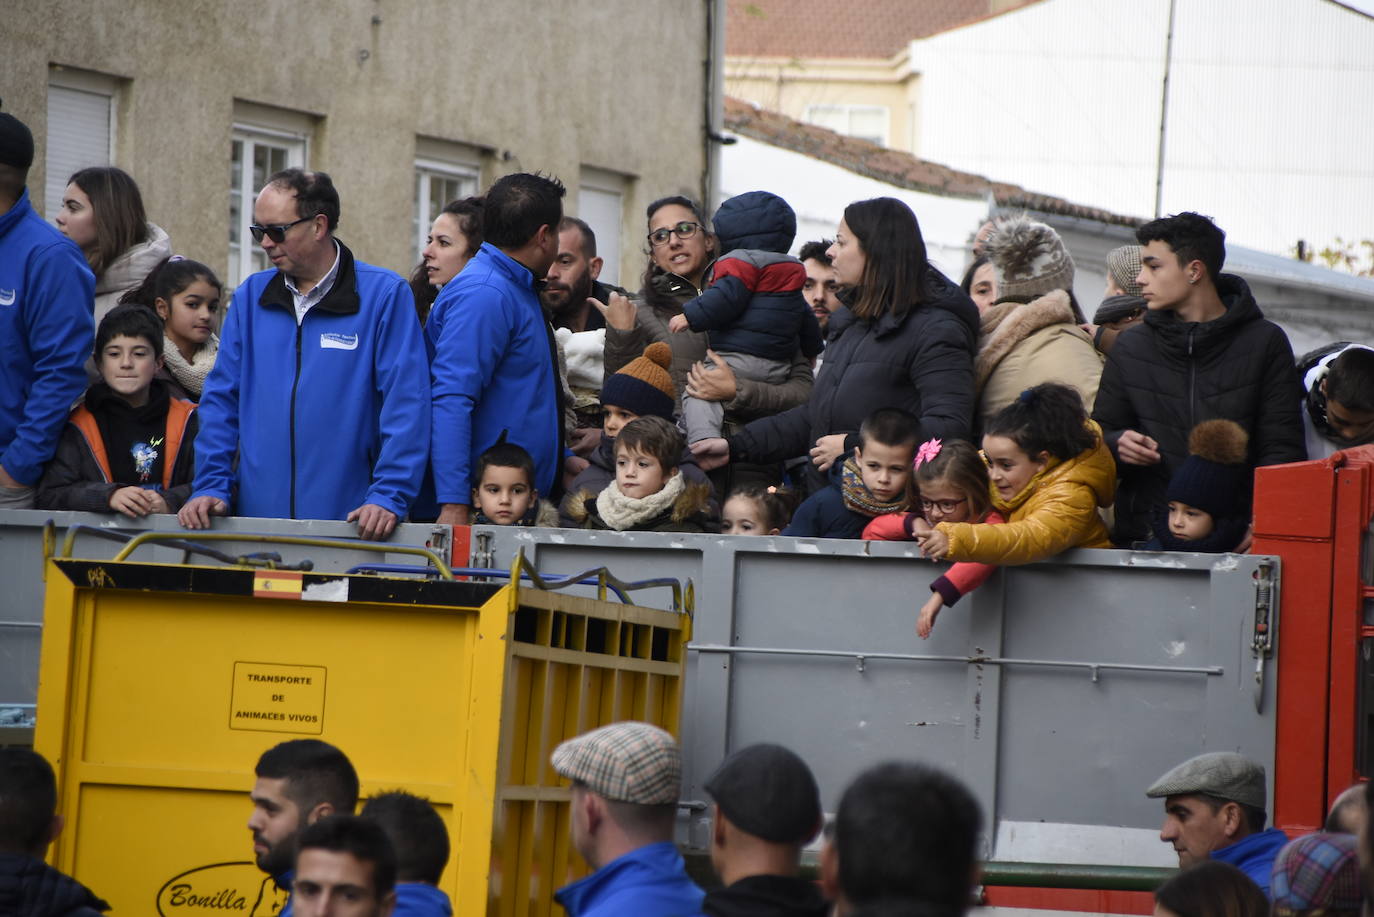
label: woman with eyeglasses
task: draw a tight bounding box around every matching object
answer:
[56,167,171,326]
[600,196,815,464]
[693,197,978,495]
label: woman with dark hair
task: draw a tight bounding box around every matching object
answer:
[1153,861,1267,917]
[408,196,483,323]
[56,167,171,323]
[600,195,813,432]
[694,197,978,494]
[960,254,997,314]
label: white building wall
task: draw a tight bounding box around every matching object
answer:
[720,135,990,281]
[911,0,1374,257]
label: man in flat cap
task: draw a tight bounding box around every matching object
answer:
[1147,751,1289,893]
[551,721,703,917]
[701,743,827,917]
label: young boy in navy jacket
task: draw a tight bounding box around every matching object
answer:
[668,191,823,444]
[784,408,919,539]
[37,305,197,516]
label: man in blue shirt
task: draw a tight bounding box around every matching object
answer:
[428,172,571,526]
[1147,751,1289,895]
[248,740,359,917]
[179,168,429,537]
[551,722,703,917]
[0,109,95,509]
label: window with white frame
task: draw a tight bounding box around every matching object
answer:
[228,102,310,288]
[578,167,628,287]
[413,138,483,257]
[45,67,118,222]
[804,104,889,147]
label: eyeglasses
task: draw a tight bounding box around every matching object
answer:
[249,216,312,243]
[920,497,968,514]
[647,221,701,247]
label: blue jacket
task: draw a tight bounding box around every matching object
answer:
[192,241,430,519]
[0,189,95,485]
[1211,827,1288,896]
[782,457,869,539]
[392,882,452,917]
[427,243,561,503]
[555,842,704,917]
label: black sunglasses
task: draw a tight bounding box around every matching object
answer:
[249,216,312,243]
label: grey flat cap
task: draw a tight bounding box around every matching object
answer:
[1145,752,1266,809]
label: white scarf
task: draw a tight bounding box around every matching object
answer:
[162,333,219,399]
[594,472,686,531]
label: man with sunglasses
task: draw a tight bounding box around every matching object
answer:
[179,168,429,538]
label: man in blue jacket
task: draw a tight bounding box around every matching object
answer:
[1147,751,1289,895]
[551,721,704,917]
[428,172,568,526]
[179,169,429,538]
[0,110,95,509]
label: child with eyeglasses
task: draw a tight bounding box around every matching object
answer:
[914,382,1115,573]
[666,191,823,444]
[863,439,1006,638]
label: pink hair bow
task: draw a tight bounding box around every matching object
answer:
[914,438,942,469]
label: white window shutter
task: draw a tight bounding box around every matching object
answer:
[45,86,112,221]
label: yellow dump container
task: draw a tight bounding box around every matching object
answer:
[35,555,691,917]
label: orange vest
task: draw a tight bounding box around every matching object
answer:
[69,398,196,491]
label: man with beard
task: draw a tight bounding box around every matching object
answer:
[543,217,628,449]
[247,740,359,917]
[543,217,626,334]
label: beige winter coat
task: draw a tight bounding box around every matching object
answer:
[975,289,1104,429]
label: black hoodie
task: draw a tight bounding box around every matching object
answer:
[1092,273,1306,544]
[702,874,829,917]
[0,854,109,917]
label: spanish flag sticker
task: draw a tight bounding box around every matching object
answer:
[253,571,304,600]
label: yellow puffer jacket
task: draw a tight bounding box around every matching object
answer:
[937,422,1116,565]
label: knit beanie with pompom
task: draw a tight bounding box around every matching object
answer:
[600,342,676,421]
[984,215,1075,302]
[1166,419,1250,519]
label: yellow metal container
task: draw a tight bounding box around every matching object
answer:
[34,556,691,916]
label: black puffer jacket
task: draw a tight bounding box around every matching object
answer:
[729,269,979,492]
[0,854,109,917]
[1092,274,1306,544]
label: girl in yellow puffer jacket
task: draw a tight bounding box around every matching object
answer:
[917,383,1115,565]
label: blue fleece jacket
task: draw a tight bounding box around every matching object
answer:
[555,842,704,917]
[392,882,452,917]
[426,243,561,503]
[191,241,430,519]
[0,189,95,485]
[1211,827,1289,896]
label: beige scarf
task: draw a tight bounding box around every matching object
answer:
[974,290,1074,390]
[162,334,220,399]
[594,472,686,530]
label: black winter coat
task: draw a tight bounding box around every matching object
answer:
[0,854,109,917]
[1091,274,1306,544]
[729,269,979,492]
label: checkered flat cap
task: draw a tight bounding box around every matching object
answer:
[552,721,681,805]
[1145,752,1266,809]
[1271,832,1361,912]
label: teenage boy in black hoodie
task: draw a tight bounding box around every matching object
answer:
[36,305,197,516]
[1091,212,1305,545]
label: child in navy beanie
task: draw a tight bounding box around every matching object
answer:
[1149,419,1252,553]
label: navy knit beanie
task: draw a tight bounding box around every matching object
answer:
[1166,420,1250,519]
[601,342,676,421]
[0,103,35,171]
